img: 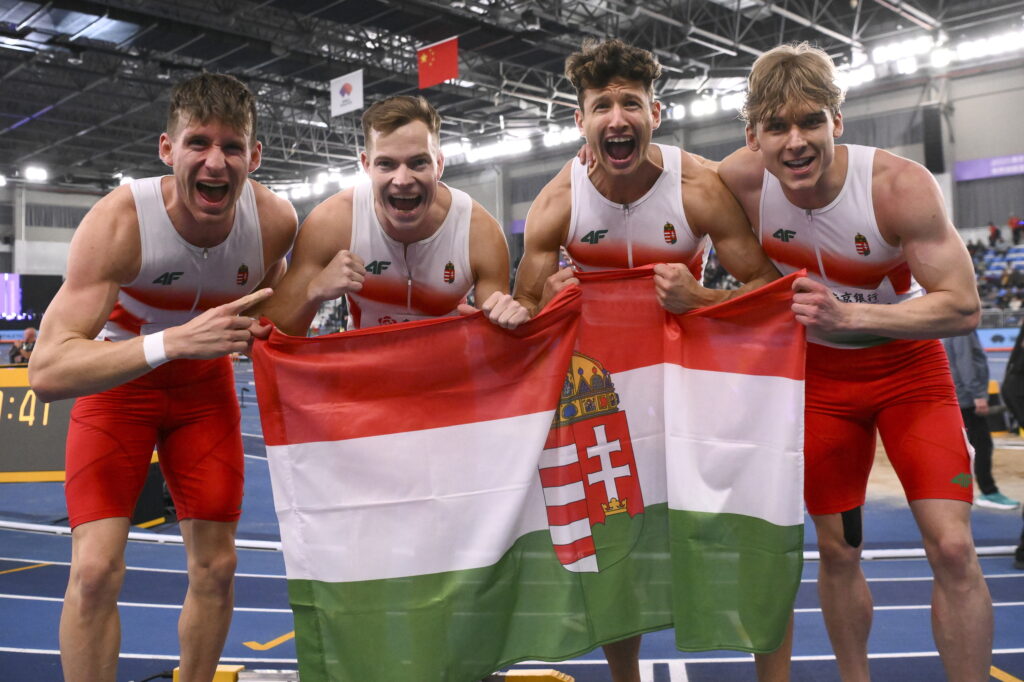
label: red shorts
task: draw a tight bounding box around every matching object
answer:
[65,356,244,528]
[804,339,974,515]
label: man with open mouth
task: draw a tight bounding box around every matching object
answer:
[29,73,299,681]
[719,42,991,682]
[262,94,527,335]
[512,38,783,682]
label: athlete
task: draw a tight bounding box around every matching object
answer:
[260,94,527,335]
[513,39,783,682]
[718,43,991,682]
[28,73,298,682]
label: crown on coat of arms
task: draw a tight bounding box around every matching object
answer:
[553,352,620,428]
[601,497,629,515]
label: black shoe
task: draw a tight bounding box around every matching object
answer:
[1015,550,1024,570]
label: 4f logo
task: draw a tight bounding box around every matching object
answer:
[366,260,391,275]
[772,229,796,243]
[152,271,183,285]
[580,230,608,245]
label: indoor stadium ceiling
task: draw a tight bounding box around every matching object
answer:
[1,0,1023,190]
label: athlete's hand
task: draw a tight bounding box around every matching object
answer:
[576,142,597,169]
[308,250,365,303]
[538,267,580,312]
[654,263,708,313]
[479,292,531,329]
[165,288,274,359]
[974,397,990,416]
[792,277,848,333]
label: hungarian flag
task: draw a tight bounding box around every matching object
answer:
[253,269,805,682]
[417,36,458,89]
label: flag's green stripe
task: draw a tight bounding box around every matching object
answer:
[285,503,802,681]
[669,508,804,653]
[288,504,674,682]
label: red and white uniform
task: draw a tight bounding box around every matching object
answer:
[347,180,472,328]
[100,176,265,339]
[758,145,972,514]
[65,176,266,528]
[566,143,706,276]
[759,144,923,348]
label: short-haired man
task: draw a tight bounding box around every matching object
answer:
[718,43,991,681]
[260,94,527,335]
[29,73,298,681]
[8,326,35,363]
[513,39,782,682]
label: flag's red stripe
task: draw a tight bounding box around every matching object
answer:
[538,462,582,488]
[254,289,582,446]
[546,499,589,527]
[573,268,805,381]
[552,537,596,566]
[254,269,804,447]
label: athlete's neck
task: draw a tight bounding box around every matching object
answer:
[588,144,664,205]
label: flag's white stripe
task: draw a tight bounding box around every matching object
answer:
[547,518,593,545]
[539,443,579,469]
[268,411,558,583]
[541,480,585,506]
[563,554,599,573]
[664,365,804,526]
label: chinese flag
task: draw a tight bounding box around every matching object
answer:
[417,36,458,89]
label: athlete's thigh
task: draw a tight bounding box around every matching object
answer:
[876,399,973,504]
[804,404,876,515]
[65,387,163,528]
[157,368,244,522]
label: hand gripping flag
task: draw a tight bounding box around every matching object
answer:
[253,270,805,682]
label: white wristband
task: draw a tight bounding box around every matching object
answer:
[142,331,169,368]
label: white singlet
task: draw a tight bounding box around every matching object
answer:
[565,143,706,277]
[347,180,473,328]
[98,176,266,340]
[758,144,924,348]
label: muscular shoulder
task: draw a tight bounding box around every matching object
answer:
[296,188,356,256]
[68,185,142,285]
[717,146,764,196]
[252,180,299,259]
[525,160,573,241]
[871,150,947,240]
[469,199,501,233]
[468,199,509,268]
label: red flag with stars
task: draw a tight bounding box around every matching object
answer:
[417,36,458,89]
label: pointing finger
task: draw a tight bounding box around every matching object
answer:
[223,288,274,314]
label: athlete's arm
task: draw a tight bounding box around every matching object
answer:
[29,187,272,402]
[791,152,980,339]
[251,182,299,291]
[656,152,779,313]
[241,183,299,340]
[717,146,766,222]
[258,189,359,336]
[466,202,529,329]
[512,162,577,316]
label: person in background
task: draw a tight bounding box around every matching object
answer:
[8,326,35,364]
[943,330,1020,510]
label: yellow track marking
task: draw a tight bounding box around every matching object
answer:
[243,630,295,650]
[0,562,50,575]
[992,666,1024,682]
